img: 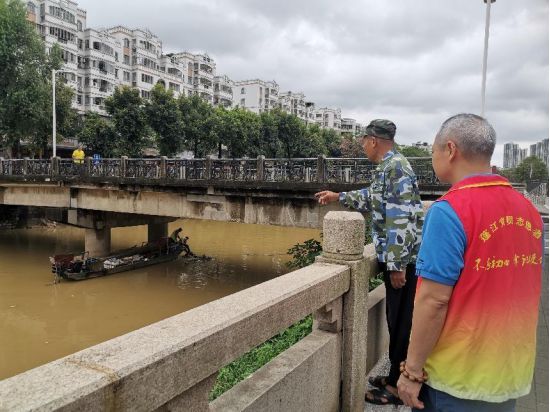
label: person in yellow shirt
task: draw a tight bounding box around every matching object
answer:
[72,145,85,164]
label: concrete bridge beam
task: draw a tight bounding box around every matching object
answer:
[85,228,111,257]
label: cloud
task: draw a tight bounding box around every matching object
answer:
[77,0,548,166]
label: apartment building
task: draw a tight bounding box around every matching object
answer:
[529,138,549,165]
[25,0,228,115]
[78,28,120,114]
[312,107,342,131]
[503,143,523,169]
[233,79,279,114]
[26,0,81,103]
[279,91,306,121]
[213,75,234,108]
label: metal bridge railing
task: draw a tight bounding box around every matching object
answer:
[0,156,440,186]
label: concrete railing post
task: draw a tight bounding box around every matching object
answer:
[317,155,326,183]
[160,156,167,179]
[51,157,60,176]
[316,211,368,412]
[205,157,212,180]
[23,157,29,175]
[121,156,128,178]
[84,156,92,177]
[256,155,265,181]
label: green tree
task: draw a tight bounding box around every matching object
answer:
[273,110,308,158]
[104,86,150,157]
[0,1,75,157]
[512,156,549,185]
[145,84,184,156]
[398,145,430,157]
[251,111,281,157]
[79,113,116,157]
[178,94,216,157]
[320,128,341,157]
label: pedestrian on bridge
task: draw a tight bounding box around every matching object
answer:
[315,119,424,406]
[397,114,543,411]
[72,144,85,164]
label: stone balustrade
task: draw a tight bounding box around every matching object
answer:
[0,156,440,186]
[0,212,390,412]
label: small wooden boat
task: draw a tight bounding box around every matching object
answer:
[49,236,192,281]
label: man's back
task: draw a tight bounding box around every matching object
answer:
[424,175,542,402]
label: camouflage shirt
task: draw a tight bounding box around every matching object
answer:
[339,150,424,271]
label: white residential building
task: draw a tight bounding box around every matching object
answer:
[279,91,306,120]
[107,26,163,101]
[233,79,279,114]
[213,75,234,107]
[312,107,342,132]
[341,118,356,134]
[26,0,82,108]
[78,28,120,114]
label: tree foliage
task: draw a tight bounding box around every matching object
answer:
[340,135,365,158]
[79,113,116,157]
[511,156,548,185]
[398,145,431,157]
[178,94,215,158]
[104,86,150,157]
[145,84,184,156]
[0,0,76,157]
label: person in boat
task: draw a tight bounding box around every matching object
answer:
[169,228,183,244]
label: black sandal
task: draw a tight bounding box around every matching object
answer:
[365,387,403,406]
[368,375,389,390]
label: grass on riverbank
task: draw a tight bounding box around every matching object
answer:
[209,228,383,401]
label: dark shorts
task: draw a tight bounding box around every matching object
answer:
[414,385,516,412]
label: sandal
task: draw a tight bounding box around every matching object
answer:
[368,375,389,390]
[365,387,403,406]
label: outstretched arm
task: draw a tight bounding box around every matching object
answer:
[315,189,372,212]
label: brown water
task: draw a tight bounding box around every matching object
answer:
[0,219,320,380]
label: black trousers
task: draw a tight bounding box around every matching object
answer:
[380,262,417,387]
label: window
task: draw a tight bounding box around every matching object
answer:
[123,71,130,81]
[241,88,245,94]
[124,38,130,48]
[240,98,245,106]
[78,39,83,49]
[27,2,36,14]
[77,94,82,104]
[85,95,90,105]
[77,20,82,31]
[85,40,89,49]
[123,55,130,65]
[141,90,150,99]
[115,69,119,79]
[141,74,153,84]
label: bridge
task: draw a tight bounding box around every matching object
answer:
[0,156,446,255]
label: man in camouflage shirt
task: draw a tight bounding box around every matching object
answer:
[315,119,424,406]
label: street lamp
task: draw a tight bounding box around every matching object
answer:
[481,0,496,118]
[52,69,57,158]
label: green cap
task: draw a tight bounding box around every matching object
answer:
[364,119,397,140]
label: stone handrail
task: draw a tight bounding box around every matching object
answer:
[0,212,382,412]
[0,156,440,185]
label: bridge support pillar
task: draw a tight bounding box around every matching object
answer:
[148,222,168,243]
[85,228,111,257]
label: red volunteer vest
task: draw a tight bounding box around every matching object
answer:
[424,174,543,402]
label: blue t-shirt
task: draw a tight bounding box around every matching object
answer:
[415,201,466,286]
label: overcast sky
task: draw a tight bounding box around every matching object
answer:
[77,0,549,166]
